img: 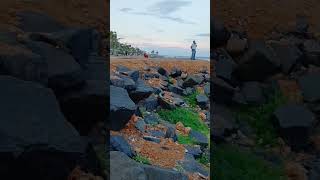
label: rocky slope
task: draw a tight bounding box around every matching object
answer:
[0,1,107,179]
[0,0,108,56]
[212,13,320,180]
[110,58,210,180]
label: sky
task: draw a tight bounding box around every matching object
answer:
[110,0,210,57]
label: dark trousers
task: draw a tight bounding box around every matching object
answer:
[191,49,196,60]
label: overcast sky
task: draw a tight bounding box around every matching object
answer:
[111,0,210,57]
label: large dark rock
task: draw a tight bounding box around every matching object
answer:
[215,49,237,81]
[128,70,140,82]
[212,76,237,104]
[233,41,280,81]
[110,151,147,180]
[129,79,153,103]
[309,159,320,180]
[144,113,160,125]
[116,65,131,74]
[182,74,204,88]
[185,145,202,158]
[82,55,107,80]
[274,104,315,150]
[196,94,209,109]
[164,123,178,142]
[168,84,184,95]
[298,72,320,102]
[190,130,208,147]
[0,76,86,153]
[179,153,209,177]
[0,46,48,84]
[17,11,65,33]
[240,81,265,105]
[140,94,159,111]
[58,56,108,135]
[170,67,182,78]
[110,135,135,158]
[110,86,136,131]
[111,75,136,91]
[268,41,303,73]
[0,76,93,179]
[135,119,146,133]
[212,18,230,48]
[142,164,188,180]
[64,28,101,65]
[158,96,176,110]
[212,105,237,142]
[215,60,234,80]
[40,28,101,65]
[59,80,108,135]
[13,149,98,180]
[212,114,236,143]
[302,40,320,66]
[24,40,84,93]
[226,34,247,55]
[157,67,168,76]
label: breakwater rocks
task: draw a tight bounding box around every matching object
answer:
[110,62,210,180]
[0,10,106,179]
[212,17,320,179]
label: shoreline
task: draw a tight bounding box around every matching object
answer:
[110,55,210,61]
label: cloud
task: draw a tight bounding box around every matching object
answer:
[120,8,133,12]
[158,16,195,24]
[120,1,195,24]
[196,33,210,37]
[148,0,192,15]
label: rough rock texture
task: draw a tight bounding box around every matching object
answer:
[0,76,95,179]
[142,164,188,180]
[110,135,135,158]
[233,41,280,81]
[241,81,265,105]
[298,72,320,102]
[110,151,147,180]
[274,104,315,150]
[129,79,153,103]
[182,74,204,88]
[212,18,230,48]
[110,86,136,131]
[24,40,84,93]
[0,45,48,84]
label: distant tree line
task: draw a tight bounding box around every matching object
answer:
[109,31,145,56]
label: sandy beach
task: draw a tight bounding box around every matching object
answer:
[110,56,210,75]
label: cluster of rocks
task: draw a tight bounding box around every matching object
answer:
[110,63,210,179]
[212,16,320,178]
[0,11,106,179]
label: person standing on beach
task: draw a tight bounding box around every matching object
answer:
[190,40,197,60]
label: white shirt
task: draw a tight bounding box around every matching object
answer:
[191,43,197,50]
